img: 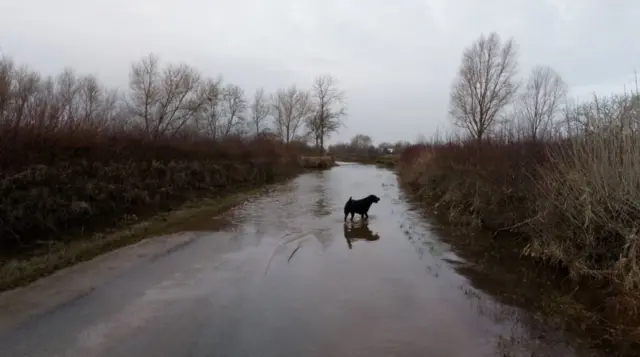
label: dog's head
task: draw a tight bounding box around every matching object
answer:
[367,194,381,203]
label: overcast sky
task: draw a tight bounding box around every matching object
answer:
[1,0,639,145]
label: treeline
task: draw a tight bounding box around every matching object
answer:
[0,52,346,255]
[0,53,346,151]
[328,134,410,162]
[399,32,640,345]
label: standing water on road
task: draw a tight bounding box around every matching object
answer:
[0,163,605,357]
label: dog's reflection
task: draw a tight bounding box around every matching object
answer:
[343,221,380,249]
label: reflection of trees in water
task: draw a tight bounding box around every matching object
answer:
[311,172,332,218]
[302,172,334,251]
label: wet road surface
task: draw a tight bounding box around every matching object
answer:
[0,163,604,357]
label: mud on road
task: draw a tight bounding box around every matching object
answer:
[0,163,605,357]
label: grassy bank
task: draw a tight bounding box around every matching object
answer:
[375,154,399,167]
[327,153,398,167]
[299,155,337,169]
[330,154,376,164]
[0,129,301,256]
[0,53,317,289]
[0,131,302,291]
[397,94,640,352]
[0,188,268,291]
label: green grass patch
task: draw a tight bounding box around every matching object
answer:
[375,154,399,167]
[0,188,261,292]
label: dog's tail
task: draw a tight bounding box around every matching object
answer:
[344,197,353,215]
[344,197,352,218]
[344,197,352,209]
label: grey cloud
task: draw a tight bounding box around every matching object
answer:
[0,0,638,144]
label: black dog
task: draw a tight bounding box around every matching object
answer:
[344,194,380,222]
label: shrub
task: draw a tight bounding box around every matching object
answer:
[528,129,640,289]
[0,128,300,253]
[0,53,308,256]
[399,92,640,291]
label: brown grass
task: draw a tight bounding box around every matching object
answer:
[397,92,640,350]
[0,53,307,264]
[0,127,301,256]
[399,139,548,231]
[328,143,386,164]
[375,154,400,167]
[299,155,336,169]
[0,189,258,291]
[528,131,640,288]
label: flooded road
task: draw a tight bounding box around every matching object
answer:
[0,163,604,357]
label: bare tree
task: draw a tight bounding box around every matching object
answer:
[76,74,107,130]
[0,60,42,130]
[393,140,412,152]
[128,53,160,135]
[128,53,203,139]
[101,88,126,131]
[449,32,519,141]
[350,134,373,149]
[249,87,270,135]
[0,57,15,124]
[0,56,125,136]
[272,85,313,144]
[219,83,247,138]
[196,76,223,139]
[560,93,640,138]
[515,65,567,141]
[377,141,393,150]
[55,68,81,130]
[34,76,59,133]
[308,75,346,153]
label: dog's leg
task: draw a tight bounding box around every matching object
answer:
[364,212,369,219]
[350,213,355,221]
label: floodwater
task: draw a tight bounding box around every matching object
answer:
[0,163,607,357]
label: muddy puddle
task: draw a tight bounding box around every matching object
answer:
[0,162,614,357]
